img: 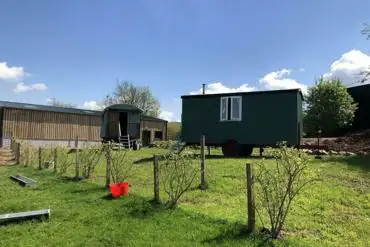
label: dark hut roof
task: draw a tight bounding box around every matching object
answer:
[103,104,143,112]
[0,100,101,116]
[181,88,304,100]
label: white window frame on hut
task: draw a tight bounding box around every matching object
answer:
[220,96,242,121]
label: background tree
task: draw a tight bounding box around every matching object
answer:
[47,98,77,108]
[303,78,357,136]
[105,80,160,117]
[360,23,370,82]
[361,23,370,40]
[167,122,181,140]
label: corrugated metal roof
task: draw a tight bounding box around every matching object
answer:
[0,101,102,116]
[141,115,168,122]
[0,100,168,122]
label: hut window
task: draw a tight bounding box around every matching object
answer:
[230,96,242,121]
[220,96,242,121]
[220,97,228,121]
[154,131,163,139]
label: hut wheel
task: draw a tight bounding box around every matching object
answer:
[222,139,241,157]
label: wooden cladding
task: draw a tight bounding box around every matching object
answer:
[142,120,166,131]
[108,111,119,122]
[2,108,101,141]
[141,120,167,140]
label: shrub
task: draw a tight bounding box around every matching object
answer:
[254,143,317,239]
[79,145,102,179]
[110,150,134,183]
[152,140,177,149]
[56,146,72,175]
[42,146,55,168]
[102,142,134,184]
[304,78,357,136]
[19,142,38,167]
[160,152,198,209]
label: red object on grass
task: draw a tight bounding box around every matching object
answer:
[109,183,122,198]
[119,182,129,196]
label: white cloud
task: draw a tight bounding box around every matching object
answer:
[13,82,47,93]
[259,68,308,94]
[190,82,255,95]
[0,62,24,81]
[82,101,104,110]
[323,50,370,85]
[159,110,176,122]
[0,61,48,93]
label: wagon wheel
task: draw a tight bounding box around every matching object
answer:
[222,139,241,157]
[239,145,254,157]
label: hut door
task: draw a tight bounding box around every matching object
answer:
[119,112,128,136]
[127,112,141,139]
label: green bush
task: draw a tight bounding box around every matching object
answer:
[160,152,198,209]
[19,142,39,167]
[110,151,134,183]
[102,142,134,184]
[79,145,102,179]
[56,146,72,175]
[152,140,177,149]
[254,143,317,239]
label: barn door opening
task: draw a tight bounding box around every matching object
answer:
[119,112,128,136]
[142,130,151,146]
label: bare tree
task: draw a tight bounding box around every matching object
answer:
[105,80,160,117]
[47,98,77,108]
[360,23,370,83]
[361,23,370,40]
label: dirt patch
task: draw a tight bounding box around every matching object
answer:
[302,130,370,154]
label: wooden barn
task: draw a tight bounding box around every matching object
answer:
[0,101,167,148]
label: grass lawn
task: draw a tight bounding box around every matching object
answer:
[0,148,369,246]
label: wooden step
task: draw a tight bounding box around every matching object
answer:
[0,150,13,155]
[10,175,37,187]
[0,209,50,224]
[0,161,16,166]
[0,158,15,164]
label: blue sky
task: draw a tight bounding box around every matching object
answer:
[0,0,369,121]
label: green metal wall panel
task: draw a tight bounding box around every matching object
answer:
[182,91,302,146]
[297,92,303,144]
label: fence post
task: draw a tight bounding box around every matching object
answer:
[54,148,57,173]
[38,147,42,169]
[207,146,211,156]
[246,163,255,232]
[26,146,30,167]
[153,155,160,203]
[75,136,80,179]
[16,143,20,164]
[105,143,111,188]
[200,135,207,190]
